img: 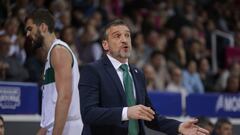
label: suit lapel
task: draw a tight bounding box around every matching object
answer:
[102,55,127,104]
[129,65,143,104]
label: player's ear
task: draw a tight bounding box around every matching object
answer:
[39,23,48,33]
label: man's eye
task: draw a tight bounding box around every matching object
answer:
[114,34,120,38]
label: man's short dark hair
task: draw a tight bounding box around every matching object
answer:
[101,19,131,41]
[26,9,55,33]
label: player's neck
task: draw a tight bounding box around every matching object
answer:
[43,33,56,52]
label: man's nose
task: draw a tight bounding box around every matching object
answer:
[121,36,127,42]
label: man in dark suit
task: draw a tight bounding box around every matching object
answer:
[79,19,209,135]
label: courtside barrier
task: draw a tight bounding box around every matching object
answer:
[0,81,39,114]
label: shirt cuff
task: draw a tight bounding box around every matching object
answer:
[121,107,129,121]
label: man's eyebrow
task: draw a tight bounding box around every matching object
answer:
[111,30,130,35]
[125,30,130,34]
[111,31,120,35]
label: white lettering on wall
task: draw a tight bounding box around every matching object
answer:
[0,87,21,109]
[216,95,240,112]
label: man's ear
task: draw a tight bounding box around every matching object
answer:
[102,40,109,51]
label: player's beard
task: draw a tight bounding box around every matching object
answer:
[32,30,44,49]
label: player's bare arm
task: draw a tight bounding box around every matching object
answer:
[51,45,73,135]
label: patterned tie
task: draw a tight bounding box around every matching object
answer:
[120,64,139,135]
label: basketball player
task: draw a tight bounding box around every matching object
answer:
[25,9,83,135]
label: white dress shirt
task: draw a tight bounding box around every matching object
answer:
[107,54,136,121]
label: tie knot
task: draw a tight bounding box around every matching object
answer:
[120,64,129,72]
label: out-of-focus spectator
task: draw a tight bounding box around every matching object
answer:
[0,115,4,135]
[154,32,168,53]
[183,1,196,23]
[85,10,103,34]
[145,29,160,51]
[166,66,186,93]
[166,37,186,68]
[50,0,70,31]
[212,118,233,135]
[224,74,239,93]
[205,19,216,49]
[215,62,240,91]
[59,10,72,28]
[142,64,157,91]
[0,34,11,80]
[198,36,211,59]
[182,60,204,94]
[10,0,29,15]
[77,21,102,64]
[128,11,143,33]
[0,61,9,81]
[235,30,240,47]
[166,66,187,110]
[0,0,8,36]
[198,58,216,92]
[4,17,26,64]
[149,50,170,91]
[98,0,116,21]
[180,25,193,46]
[196,117,214,135]
[0,34,29,81]
[129,32,151,68]
[26,0,46,13]
[186,39,202,62]
[71,6,84,29]
[13,8,27,35]
[90,10,103,31]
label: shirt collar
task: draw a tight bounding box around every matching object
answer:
[107,54,129,70]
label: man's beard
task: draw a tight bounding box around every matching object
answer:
[32,30,44,49]
[119,49,131,58]
[110,48,132,60]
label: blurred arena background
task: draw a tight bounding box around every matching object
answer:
[1,0,240,134]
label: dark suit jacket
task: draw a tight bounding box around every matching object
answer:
[79,55,181,135]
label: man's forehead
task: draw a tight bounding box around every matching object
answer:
[108,25,130,33]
